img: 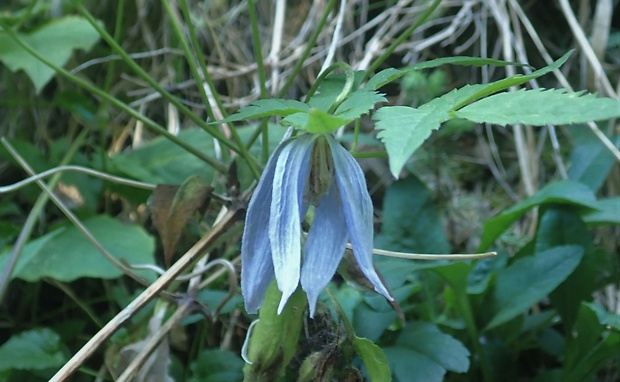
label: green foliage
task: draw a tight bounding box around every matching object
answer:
[0,16,99,92]
[384,322,470,382]
[0,328,67,373]
[188,349,244,382]
[486,245,584,329]
[0,215,155,282]
[455,88,620,126]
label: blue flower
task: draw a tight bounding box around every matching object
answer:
[241,133,393,317]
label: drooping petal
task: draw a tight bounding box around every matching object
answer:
[241,140,290,313]
[301,182,348,317]
[269,134,315,314]
[328,136,393,301]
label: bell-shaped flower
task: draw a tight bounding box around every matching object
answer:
[241,133,393,317]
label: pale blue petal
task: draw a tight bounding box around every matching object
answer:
[328,136,393,301]
[270,134,315,314]
[301,182,348,317]
[241,140,290,314]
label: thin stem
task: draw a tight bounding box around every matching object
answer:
[363,0,442,81]
[369,246,497,261]
[49,207,242,381]
[0,165,155,194]
[247,0,270,163]
[0,22,228,174]
[0,131,87,304]
[73,3,252,166]
[1,138,154,288]
[277,0,338,98]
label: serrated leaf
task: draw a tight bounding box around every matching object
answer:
[308,71,366,111]
[353,337,392,382]
[373,85,484,177]
[213,99,309,124]
[451,51,573,109]
[0,328,66,371]
[0,16,100,92]
[335,90,386,121]
[385,322,469,382]
[486,245,584,330]
[363,57,529,91]
[479,180,599,250]
[0,215,155,282]
[455,88,620,126]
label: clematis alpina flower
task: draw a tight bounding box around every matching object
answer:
[241,133,393,317]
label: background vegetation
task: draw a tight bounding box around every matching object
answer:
[0,0,619,381]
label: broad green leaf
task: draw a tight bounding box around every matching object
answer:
[375,176,451,254]
[112,128,216,184]
[0,16,100,92]
[213,99,309,124]
[582,197,620,225]
[188,349,243,382]
[535,208,594,328]
[0,215,155,282]
[243,282,306,381]
[455,88,620,126]
[373,85,484,177]
[334,90,386,121]
[567,129,620,192]
[486,245,584,330]
[583,302,620,331]
[0,328,66,371]
[353,337,392,382]
[564,302,620,382]
[479,180,599,250]
[385,322,469,382]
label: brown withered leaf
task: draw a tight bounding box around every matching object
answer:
[150,176,212,266]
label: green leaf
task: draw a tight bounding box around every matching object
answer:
[535,208,594,328]
[334,90,386,121]
[479,180,599,250]
[375,176,451,253]
[364,56,529,91]
[451,51,573,109]
[0,215,155,282]
[455,89,620,126]
[0,16,100,92]
[112,128,216,184]
[567,129,620,192]
[373,85,483,177]
[0,328,66,371]
[282,108,350,133]
[582,302,620,331]
[188,349,243,382]
[564,303,620,382]
[581,197,620,225]
[486,245,584,330]
[353,337,392,382]
[213,99,309,124]
[385,322,470,382]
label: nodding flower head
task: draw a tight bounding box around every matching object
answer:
[241,133,393,317]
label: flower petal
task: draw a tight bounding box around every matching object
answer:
[270,134,315,314]
[241,140,290,313]
[301,182,348,317]
[328,136,393,301]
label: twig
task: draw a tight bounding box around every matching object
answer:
[49,207,242,381]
